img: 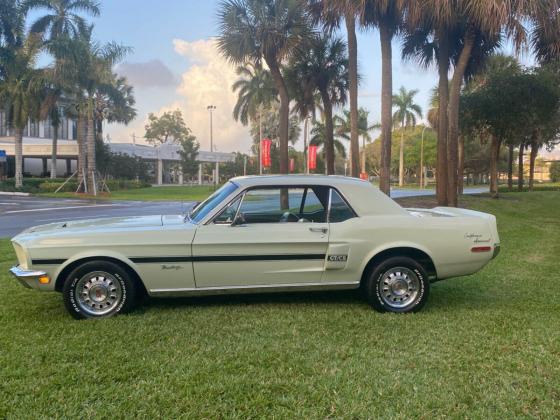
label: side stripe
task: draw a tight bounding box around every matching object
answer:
[32,254,327,266]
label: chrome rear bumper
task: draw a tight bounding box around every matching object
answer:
[9,266,48,289]
[492,244,501,259]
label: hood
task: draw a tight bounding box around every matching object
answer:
[18,214,187,236]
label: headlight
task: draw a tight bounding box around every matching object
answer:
[12,242,29,269]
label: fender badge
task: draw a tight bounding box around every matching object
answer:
[161,265,183,270]
[328,255,348,262]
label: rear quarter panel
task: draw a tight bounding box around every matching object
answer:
[324,213,496,283]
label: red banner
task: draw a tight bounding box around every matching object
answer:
[308,145,317,171]
[289,158,295,173]
[261,138,272,168]
[360,172,368,180]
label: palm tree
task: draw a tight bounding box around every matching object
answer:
[217,0,314,174]
[49,27,130,194]
[26,0,100,179]
[308,0,364,178]
[0,34,43,188]
[94,74,137,145]
[309,119,347,162]
[287,35,349,174]
[335,107,379,174]
[392,86,422,187]
[361,0,404,195]
[232,62,277,174]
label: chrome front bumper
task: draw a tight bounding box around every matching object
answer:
[9,266,48,289]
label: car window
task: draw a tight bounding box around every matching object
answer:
[189,182,238,223]
[329,189,355,223]
[213,196,241,224]
[237,187,326,224]
[300,188,327,223]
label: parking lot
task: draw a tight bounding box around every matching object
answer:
[0,195,193,237]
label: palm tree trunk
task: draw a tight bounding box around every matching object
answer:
[379,23,393,195]
[361,136,366,174]
[489,135,501,198]
[14,127,23,189]
[320,90,335,175]
[266,58,289,174]
[436,31,449,206]
[87,114,97,195]
[399,124,405,187]
[529,140,538,192]
[346,12,360,178]
[447,29,475,207]
[517,143,525,191]
[303,116,308,174]
[77,114,87,192]
[458,135,464,194]
[507,143,514,191]
[50,124,58,179]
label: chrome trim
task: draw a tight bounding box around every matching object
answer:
[9,266,48,289]
[149,281,360,297]
[10,266,47,279]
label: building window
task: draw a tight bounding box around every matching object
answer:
[43,118,52,138]
[58,118,68,140]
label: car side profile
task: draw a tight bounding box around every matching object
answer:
[10,175,500,319]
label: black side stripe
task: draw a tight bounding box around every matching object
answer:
[130,254,326,263]
[32,254,326,266]
[32,259,66,265]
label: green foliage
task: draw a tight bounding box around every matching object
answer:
[232,63,277,126]
[249,101,301,148]
[144,109,192,145]
[367,125,436,177]
[178,134,200,178]
[392,86,423,128]
[95,138,151,182]
[550,161,560,182]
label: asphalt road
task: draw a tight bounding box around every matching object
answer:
[0,187,487,238]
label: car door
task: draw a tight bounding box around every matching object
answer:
[191,186,330,288]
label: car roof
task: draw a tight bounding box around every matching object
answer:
[230,175,370,188]
[228,175,407,216]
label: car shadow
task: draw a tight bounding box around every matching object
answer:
[140,289,366,311]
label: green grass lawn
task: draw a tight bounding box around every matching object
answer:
[1,192,559,417]
[40,185,219,202]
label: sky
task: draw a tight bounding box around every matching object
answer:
[30,0,538,155]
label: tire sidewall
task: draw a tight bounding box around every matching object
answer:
[366,256,430,313]
[63,261,135,319]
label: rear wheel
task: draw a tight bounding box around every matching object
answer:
[365,256,430,313]
[62,261,137,319]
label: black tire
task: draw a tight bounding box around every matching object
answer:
[62,260,137,319]
[364,256,430,313]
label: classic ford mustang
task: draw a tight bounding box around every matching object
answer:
[10,175,500,319]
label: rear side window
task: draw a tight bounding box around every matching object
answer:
[329,189,355,223]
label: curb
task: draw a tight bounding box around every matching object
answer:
[0,191,31,196]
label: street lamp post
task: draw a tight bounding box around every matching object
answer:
[420,125,427,189]
[207,105,217,184]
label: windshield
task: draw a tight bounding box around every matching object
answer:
[188,182,239,224]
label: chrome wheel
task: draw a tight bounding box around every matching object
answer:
[378,267,420,309]
[75,271,123,317]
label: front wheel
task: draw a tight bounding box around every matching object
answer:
[364,256,430,313]
[62,261,137,319]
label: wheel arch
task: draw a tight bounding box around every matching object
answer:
[360,246,438,287]
[54,255,147,297]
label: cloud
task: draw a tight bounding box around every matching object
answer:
[115,59,177,88]
[168,38,251,152]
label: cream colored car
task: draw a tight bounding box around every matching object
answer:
[10,175,500,319]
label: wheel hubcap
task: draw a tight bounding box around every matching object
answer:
[75,271,122,316]
[379,267,420,309]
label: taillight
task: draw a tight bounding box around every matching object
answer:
[471,246,492,253]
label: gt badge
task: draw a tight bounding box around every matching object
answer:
[328,255,348,262]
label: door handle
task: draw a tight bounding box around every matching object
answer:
[309,227,328,234]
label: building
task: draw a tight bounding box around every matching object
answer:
[0,111,235,184]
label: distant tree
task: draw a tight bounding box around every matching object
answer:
[232,63,276,126]
[144,110,191,145]
[178,133,200,178]
[392,86,422,186]
[550,161,560,182]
